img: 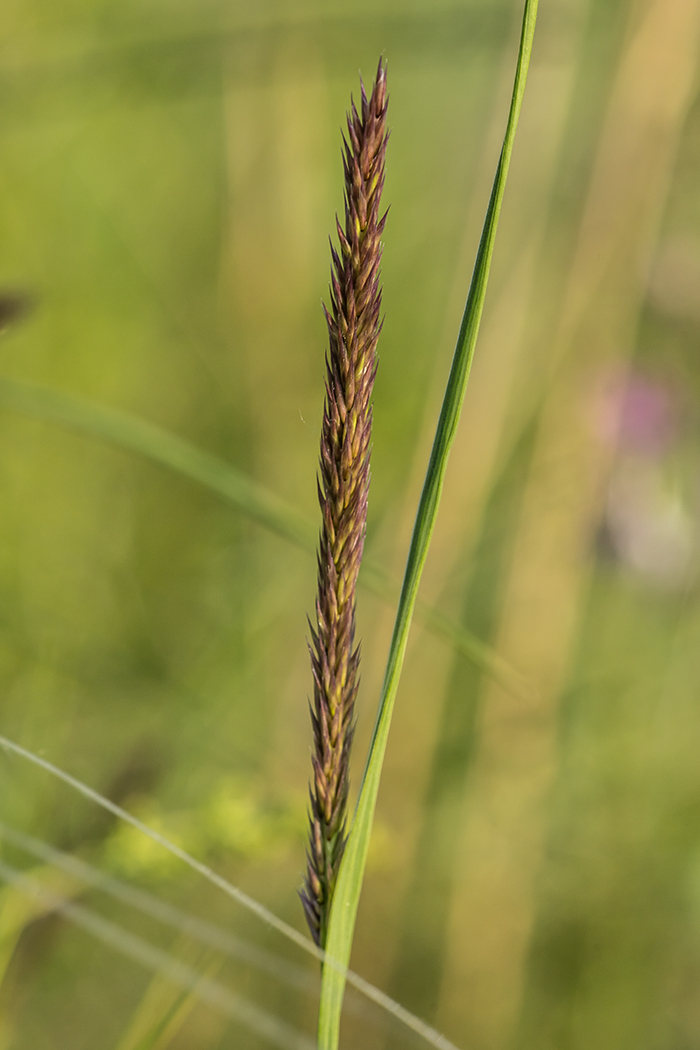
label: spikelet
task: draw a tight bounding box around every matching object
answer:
[301,59,389,948]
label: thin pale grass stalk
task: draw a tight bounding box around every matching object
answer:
[0,859,314,1050]
[0,822,383,1029]
[0,823,419,1031]
[0,735,311,953]
[0,820,318,996]
[0,734,460,1050]
[301,59,389,947]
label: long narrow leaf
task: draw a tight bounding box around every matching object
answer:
[319,3,540,1045]
[0,376,529,698]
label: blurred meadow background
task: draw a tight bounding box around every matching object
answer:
[1,0,700,1047]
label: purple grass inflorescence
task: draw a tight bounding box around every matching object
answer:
[301,59,389,948]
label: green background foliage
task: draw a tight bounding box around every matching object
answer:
[1,0,700,1048]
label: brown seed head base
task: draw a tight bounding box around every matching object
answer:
[301,59,388,948]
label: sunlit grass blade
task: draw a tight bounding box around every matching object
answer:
[0,734,460,1050]
[0,376,530,698]
[318,2,540,1045]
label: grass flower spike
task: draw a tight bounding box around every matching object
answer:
[301,59,389,948]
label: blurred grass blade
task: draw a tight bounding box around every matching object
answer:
[0,376,315,550]
[0,376,530,698]
[0,820,319,995]
[318,2,540,1045]
[117,981,201,1050]
[130,987,195,1050]
[0,818,316,991]
[0,864,86,993]
[0,859,315,1050]
[0,735,460,1050]
[114,946,223,1050]
[0,733,319,956]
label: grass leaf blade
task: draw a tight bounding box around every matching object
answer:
[319,3,540,1045]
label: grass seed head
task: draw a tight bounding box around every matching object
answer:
[301,58,388,947]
